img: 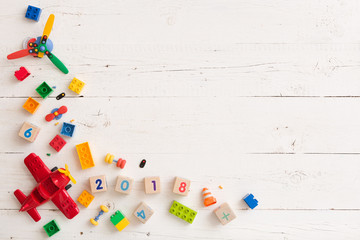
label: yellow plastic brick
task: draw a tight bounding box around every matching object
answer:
[77,190,94,207]
[23,97,40,114]
[76,142,95,169]
[114,218,130,232]
[69,78,85,94]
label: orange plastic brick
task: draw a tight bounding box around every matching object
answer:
[77,190,94,207]
[23,97,40,114]
[76,142,95,169]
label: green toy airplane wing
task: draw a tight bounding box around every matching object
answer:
[46,52,69,74]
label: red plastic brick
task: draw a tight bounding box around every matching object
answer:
[15,67,30,81]
[49,135,66,152]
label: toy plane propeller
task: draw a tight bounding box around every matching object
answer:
[14,153,79,222]
[7,14,69,74]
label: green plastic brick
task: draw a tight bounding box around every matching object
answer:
[110,210,125,225]
[36,81,53,99]
[169,200,197,224]
[43,219,60,237]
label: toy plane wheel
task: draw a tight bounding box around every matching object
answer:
[105,153,114,164]
[100,205,109,213]
[90,218,98,226]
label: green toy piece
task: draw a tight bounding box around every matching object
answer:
[36,82,53,99]
[169,200,197,224]
[110,210,125,225]
[43,219,60,237]
[47,153,51,156]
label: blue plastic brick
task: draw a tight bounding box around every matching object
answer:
[243,193,258,209]
[25,5,42,22]
[60,122,75,137]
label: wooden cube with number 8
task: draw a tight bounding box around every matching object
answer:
[89,175,107,193]
[18,122,40,142]
[133,202,154,224]
[144,176,160,194]
[115,176,133,194]
[173,177,191,196]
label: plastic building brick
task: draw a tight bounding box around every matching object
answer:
[169,200,197,224]
[23,97,40,114]
[213,203,236,225]
[105,153,126,169]
[15,67,30,81]
[25,5,42,22]
[14,153,79,222]
[69,78,85,94]
[43,220,60,237]
[18,122,40,142]
[115,176,133,194]
[89,175,107,193]
[144,176,161,194]
[49,135,66,152]
[202,188,217,207]
[36,81,53,99]
[90,205,109,225]
[243,193,258,209]
[76,142,95,169]
[133,202,154,224]
[77,190,94,207]
[110,210,130,232]
[173,177,191,196]
[60,122,75,137]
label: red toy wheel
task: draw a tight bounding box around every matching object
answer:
[116,159,126,169]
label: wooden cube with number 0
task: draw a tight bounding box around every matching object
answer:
[144,176,161,194]
[89,175,107,193]
[18,122,40,142]
[173,177,191,196]
[133,202,154,224]
[115,176,133,194]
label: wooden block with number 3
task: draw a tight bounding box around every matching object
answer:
[173,177,191,196]
[18,122,40,142]
[144,176,160,194]
[133,202,154,224]
[89,175,107,193]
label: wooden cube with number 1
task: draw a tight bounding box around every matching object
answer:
[173,177,191,196]
[89,175,107,193]
[144,176,160,194]
[18,122,40,142]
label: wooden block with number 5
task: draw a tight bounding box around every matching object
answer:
[133,202,154,224]
[89,175,107,193]
[173,177,191,196]
[115,176,133,194]
[144,176,160,194]
[18,122,40,142]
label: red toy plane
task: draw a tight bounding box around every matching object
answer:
[14,153,79,222]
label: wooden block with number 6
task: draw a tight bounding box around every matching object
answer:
[115,176,133,194]
[133,202,154,224]
[144,176,160,194]
[173,177,191,196]
[18,122,40,142]
[89,175,107,193]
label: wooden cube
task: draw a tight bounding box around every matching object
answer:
[115,176,133,194]
[133,202,154,224]
[213,202,236,225]
[89,175,107,193]
[144,176,160,194]
[172,177,191,196]
[18,122,40,142]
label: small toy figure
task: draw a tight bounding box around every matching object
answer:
[13,153,79,222]
[202,188,217,207]
[15,67,30,81]
[105,153,126,169]
[139,159,146,168]
[90,205,109,225]
[45,106,67,122]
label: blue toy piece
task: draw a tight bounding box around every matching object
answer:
[35,37,53,52]
[60,122,75,137]
[243,193,258,209]
[25,5,42,22]
[51,108,63,120]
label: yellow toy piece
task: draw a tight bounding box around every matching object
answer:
[101,205,109,212]
[43,14,55,39]
[105,153,114,164]
[76,142,95,170]
[114,218,130,232]
[77,190,94,208]
[90,218,98,226]
[69,78,85,94]
[90,205,109,226]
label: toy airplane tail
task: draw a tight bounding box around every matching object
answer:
[14,189,41,222]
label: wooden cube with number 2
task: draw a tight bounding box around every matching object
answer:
[18,122,40,142]
[144,176,160,194]
[115,176,133,194]
[89,175,107,193]
[173,177,191,196]
[133,202,154,224]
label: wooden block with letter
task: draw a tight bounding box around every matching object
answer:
[213,202,236,225]
[133,202,154,224]
[172,176,191,196]
[144,176,160,194]
[115,176,133,194]
[89,175,107,193]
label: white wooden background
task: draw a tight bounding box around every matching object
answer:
[1,0,360,239]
